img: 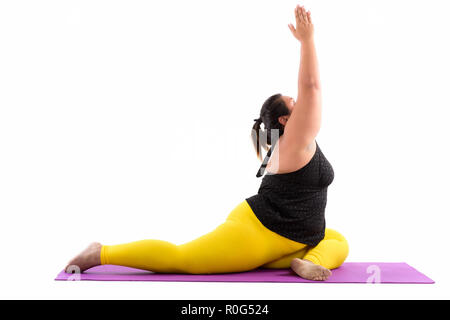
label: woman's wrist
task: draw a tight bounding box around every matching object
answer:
[300,38,315,46]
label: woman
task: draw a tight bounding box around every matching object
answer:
[65,5,349,281]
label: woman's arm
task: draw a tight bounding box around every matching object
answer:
[285,6,322,150]
[299,38,321,89]
[289,6,320,88]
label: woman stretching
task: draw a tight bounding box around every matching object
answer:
[65,5,349,281]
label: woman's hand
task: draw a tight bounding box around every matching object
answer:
[288,5,314,43]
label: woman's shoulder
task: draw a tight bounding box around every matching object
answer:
[266,138,317,175]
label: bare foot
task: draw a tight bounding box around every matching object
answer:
[65,242,102,273]
[290,258,332,281]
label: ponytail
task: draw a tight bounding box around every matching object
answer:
[251,118,268,161]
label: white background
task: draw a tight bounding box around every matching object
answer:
[0,0,449,299]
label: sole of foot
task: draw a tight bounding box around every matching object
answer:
[290,258,332,281]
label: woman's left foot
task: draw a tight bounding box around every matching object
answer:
[290,258,332,281]
[65,242,102,273]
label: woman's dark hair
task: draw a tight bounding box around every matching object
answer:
[251,93,290,161]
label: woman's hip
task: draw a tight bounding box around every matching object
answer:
[224,200,308,253]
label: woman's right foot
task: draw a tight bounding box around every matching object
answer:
[65,242,102,273]
[290,258,332,281]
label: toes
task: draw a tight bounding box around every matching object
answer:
[65,264,81,274]
[311,268,331,281]
[64,261,74,273]
[321,270,330,279]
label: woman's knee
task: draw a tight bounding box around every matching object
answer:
[324,228,349,262]
[325,228,347,242]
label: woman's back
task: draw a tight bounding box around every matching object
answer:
[246,139,334,247]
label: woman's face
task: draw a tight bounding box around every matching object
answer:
[277,95,295,127]
[281,95,295,113]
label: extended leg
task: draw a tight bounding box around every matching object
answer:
[99,201,306,274]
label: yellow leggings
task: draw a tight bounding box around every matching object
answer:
[100,200,349,274]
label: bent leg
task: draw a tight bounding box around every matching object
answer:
[101,200,306,274]
[260,246,309,269]
[261,228,349,270]
[303,228,349,270]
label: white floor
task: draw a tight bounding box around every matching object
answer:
[18,280,450,300]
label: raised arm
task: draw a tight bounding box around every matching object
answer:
[285,5,322,150]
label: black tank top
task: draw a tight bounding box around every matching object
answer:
[245,140,334,246]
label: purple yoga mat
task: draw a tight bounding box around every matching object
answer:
[55,262,434,284]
